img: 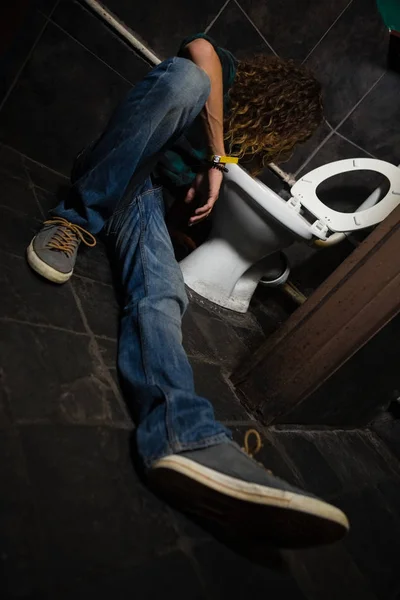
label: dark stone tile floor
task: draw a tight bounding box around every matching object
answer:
[2,141,400,599]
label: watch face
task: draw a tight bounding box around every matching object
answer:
[214,155,221,163]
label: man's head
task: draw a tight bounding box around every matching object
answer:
[225,55,323,173]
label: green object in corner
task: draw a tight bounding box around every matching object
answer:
[377,0,400,31]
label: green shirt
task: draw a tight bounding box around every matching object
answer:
[155,34,238,190]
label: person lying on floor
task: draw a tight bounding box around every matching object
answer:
[26,33,349,547]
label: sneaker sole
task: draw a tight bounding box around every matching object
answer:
[150,455,350,548]
[27,240,73,284]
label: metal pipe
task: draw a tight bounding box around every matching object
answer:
[268,162,296,186]
[81,0,161,65]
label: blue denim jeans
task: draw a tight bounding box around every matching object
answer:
[52,57,231,467]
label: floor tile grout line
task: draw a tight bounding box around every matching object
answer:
[334,130,377,159]
[270,424,363,433]
[74,273,114,288]
[294,74,385,175]
[185,352,222,366]
[221,420,262,427]
[293,129,335,176]
[256,427,306,484]
[0,141,69,181]
[94,333,118,342]
[0,201,42,219]
[302,0,354,64]
[68,280,131,422]
[0,249,26,261]
[332,73,385,132]
[233,0,279,57]
[0,0,61,114]
[324,118,335,132]
[0,316,90,336]
[24,163,47,219]
[205,0,232,33]
[15,417,133,430]
[46,16,136,87]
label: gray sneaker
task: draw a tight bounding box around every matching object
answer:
[27,217,96,284]
[149,439,349,548]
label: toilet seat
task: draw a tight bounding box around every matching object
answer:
[290,158,400,234]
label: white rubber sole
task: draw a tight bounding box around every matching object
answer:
[150,455,349,547]
[27,240,73,284]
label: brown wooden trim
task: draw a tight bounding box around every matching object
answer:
[233,205,400,423]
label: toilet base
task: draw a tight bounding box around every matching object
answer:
[182,250,290,313]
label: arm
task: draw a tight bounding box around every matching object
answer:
[181,39,226,224]
[183,38,225,156]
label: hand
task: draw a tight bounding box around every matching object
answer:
[184,168,223,226]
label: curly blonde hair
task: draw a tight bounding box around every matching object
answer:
[224,55,323,174]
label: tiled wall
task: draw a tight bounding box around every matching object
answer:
[0,0,151,175]
[1,0,399,180]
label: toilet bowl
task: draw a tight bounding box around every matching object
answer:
[180,158,400,312]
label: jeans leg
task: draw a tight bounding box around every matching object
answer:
[52,57,211,234]
[105,178,231,468]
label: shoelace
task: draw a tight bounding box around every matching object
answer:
[242,429,273,475]
[44,217,96,257]
[242,428,263,457]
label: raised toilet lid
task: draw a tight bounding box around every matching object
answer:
[291,158,400,233]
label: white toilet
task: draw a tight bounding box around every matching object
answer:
[180,158,400,312]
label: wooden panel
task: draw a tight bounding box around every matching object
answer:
[233,205,400,423]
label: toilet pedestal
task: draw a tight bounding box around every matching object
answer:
[180,236,291,312]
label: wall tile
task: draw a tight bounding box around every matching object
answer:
[0,22,130,174]
[283,121,333,175]
[339,71,400,164]
[104,0,228,59]
[35,0,59,16]
[52,0,150,84]
[0,9,46,104]
[237,0,350,61]
[305,0,388,126]
[208,0,274,59]
[297,131,371,174]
